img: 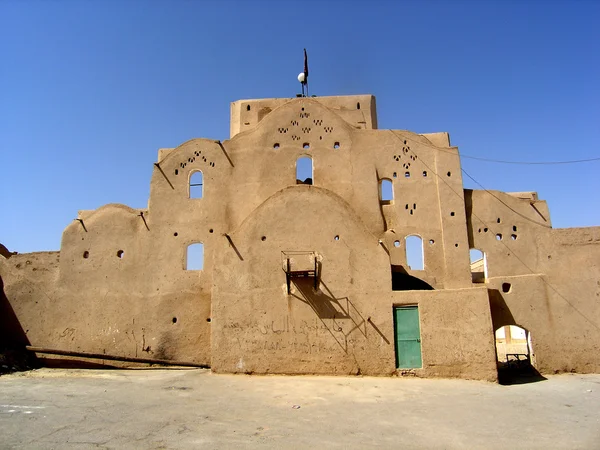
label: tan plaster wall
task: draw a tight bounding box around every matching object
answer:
[210,186,496,380]
[1,94,598,379]
[230,95,377,138]
[467,189,600,374]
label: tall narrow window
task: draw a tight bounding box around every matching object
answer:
[380,179,393,203]
[186,243,204,270]
[470,248,487,283]
[189,171,203,198]
[296,156,313,185]
[405,235,424,270]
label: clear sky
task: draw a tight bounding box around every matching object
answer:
[1,0,599,253]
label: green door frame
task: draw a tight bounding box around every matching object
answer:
[393,306,422,369]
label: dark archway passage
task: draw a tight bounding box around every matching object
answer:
[391,265,434,291]
[495,325,545,384]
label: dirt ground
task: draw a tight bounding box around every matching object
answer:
[1,368,599,449]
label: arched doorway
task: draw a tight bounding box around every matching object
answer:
[495,325,539,383]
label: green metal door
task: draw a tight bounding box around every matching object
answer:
[394,306,422,368]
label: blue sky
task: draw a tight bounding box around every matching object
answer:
[1,0,599,253]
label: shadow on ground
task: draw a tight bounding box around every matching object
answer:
[498,362,547,385]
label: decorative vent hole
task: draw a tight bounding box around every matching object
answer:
[511,234,517,240]
[333,142,340,149]
[83,251,89,259]
[117,250,124,259]
[496,234,503,241]
[273,143,280,149]
[303,143,310,149]
[502,282,512,293]
[423,171,427,177]
[394,240,401,248]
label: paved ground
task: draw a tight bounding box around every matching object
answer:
[1,369,599,449]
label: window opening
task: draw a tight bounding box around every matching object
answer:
[405,235,424,270]
[186,243,204,270]
[380,179,393,203]
[470,248,487,283]
[189,171,203,199]
[296,156,313,185]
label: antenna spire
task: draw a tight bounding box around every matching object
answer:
[297,48,309,97]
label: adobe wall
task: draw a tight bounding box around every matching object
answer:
[210,186,496,380]
[467,189,600,374]
[1,94,598,379]
[1,203,212,365]
[230,95,378,138]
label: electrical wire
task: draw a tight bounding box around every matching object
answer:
[460,155,600,165]
[389,131,599,331]
[422,141,599,165]
[461,169,551,229]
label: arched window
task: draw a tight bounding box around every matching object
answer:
[380,179,393,203]
[470,248,487,283]
[186,243,204,270]
[189,171,203,199]
[296,156,313,185]
[405,235,424,270]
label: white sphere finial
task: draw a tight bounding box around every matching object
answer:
[298,72,306,83]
